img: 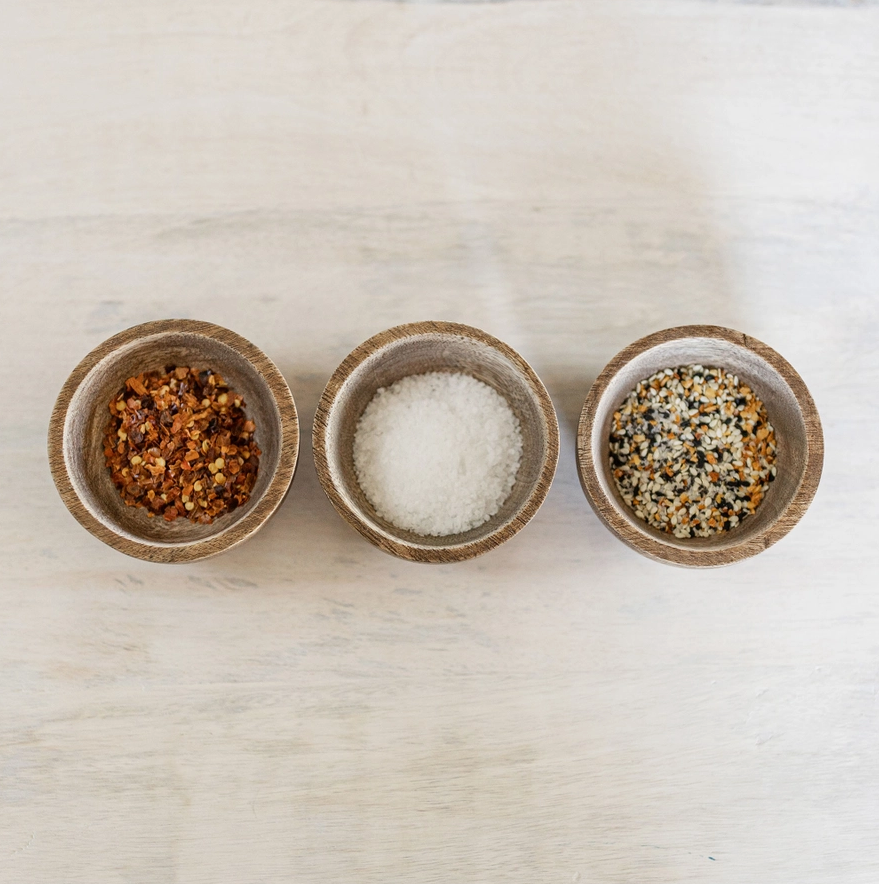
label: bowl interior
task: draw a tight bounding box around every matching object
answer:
[64,331,283,546]
[590,336,808,552]
[322,332,553,551]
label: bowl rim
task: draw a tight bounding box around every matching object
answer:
[577,324,823,568]
[312,320,560,563]
[47,319,299,563]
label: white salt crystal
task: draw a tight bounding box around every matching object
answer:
[353,371,523,537]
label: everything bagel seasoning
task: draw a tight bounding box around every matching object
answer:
[609,365,777,538]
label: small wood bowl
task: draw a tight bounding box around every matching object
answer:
[313,321,559,563]
[577,325,823,567]
[48,319,299,563]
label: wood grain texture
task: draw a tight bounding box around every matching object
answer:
[2,1,879,882]
[577,325,824,567]
[313,321,559,562]
[48,320,300,563]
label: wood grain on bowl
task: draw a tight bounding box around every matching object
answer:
[48,319,299,563]
[577,325,823,568]
[313,321,559,563]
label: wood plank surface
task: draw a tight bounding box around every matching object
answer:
[1,1,878,881]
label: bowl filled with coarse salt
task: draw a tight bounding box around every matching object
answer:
[577,325,823,567]
[313,321,559,562]
[48,319,299,563]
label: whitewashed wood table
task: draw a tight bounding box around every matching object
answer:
[2,2,878,881]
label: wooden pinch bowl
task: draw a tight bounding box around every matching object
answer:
[313,321,560,563]
[48,319,299,563]
[577,325,823,567]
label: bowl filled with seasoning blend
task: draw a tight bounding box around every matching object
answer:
[48,319,299,563]
[577,325,823,567]
[313,321,559,562]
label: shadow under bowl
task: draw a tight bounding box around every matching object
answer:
[48,319,299,563]
[313,321,559,563]
[577,325,823,567]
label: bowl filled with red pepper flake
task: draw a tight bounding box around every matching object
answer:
[49,320,299,563]
[104,366,262,525]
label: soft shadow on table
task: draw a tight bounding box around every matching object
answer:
[136,3,752,596]
[194,360,604,590]
[188,152,749,592]
[212,364,371,579]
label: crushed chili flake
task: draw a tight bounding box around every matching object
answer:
[103,367,261,524]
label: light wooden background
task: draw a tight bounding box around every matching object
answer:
[2,1,878,882]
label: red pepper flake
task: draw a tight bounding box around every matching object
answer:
[103,367,261,524]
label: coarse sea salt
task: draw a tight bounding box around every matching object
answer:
[352,371,523,537]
